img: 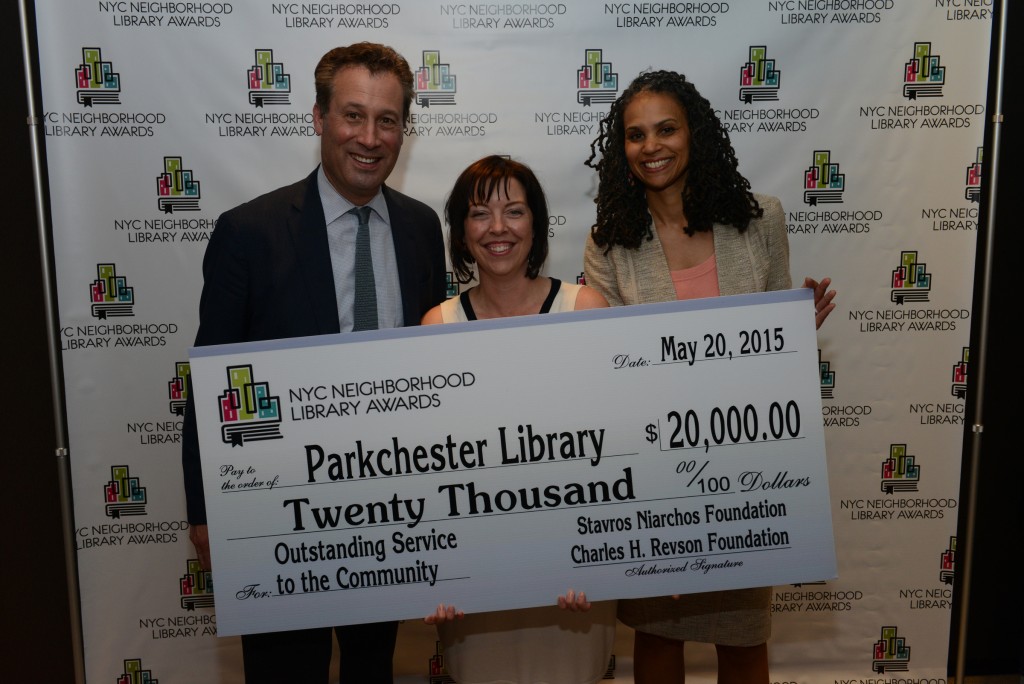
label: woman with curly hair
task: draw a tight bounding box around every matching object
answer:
[583,70,835,683]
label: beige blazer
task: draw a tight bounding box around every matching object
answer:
[583,194,791,305]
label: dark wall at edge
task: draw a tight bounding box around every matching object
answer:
[3,1,1018,680]
[949,0,1023,676]
[2,1,76,682]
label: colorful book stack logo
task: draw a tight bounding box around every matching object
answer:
[156,156,201,214]
[881,443,920,494]
[872,626,911,673]
[903,42,945,100]
[819,350,835,400]
[75,47,121,106]
[428,640,455,684]
[90,263,135,319]
[105,465,147,518]
[117,658,158,684]
[965,147,982,203]
[803,150,845,206]
[415,50,457,107]
[180,558,215,610]
[248,49,291,107]
[890,251,931,304]
[739,46,780,103]
[577,49,618,106]
[445,272,459,299]
[951,347,968,399]
[218,364,283,446]
[940,536,956,585]
[169,361,191,416]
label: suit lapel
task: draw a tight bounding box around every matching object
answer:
[290,169,341,334]
[383,185,421,326]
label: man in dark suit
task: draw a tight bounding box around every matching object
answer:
[181,42,446,683]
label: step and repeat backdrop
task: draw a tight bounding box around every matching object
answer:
[33,1,991,682]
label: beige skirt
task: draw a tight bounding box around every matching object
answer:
[617,587,771,647]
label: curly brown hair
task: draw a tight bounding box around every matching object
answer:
[586,70,762,250]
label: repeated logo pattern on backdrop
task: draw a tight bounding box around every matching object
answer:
[248,49,290,107]
[75,47,120,106]
[33,1,991,682]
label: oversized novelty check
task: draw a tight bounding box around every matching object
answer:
[189,289,836,636]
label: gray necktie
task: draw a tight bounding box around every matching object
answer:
[350,206,377,331]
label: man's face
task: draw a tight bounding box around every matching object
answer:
[313,65,405,206]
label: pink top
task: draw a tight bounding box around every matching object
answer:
[670,253,720,301]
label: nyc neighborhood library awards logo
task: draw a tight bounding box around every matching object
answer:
[91,263,134,318]
[577,49,618,106]
[120,365,189,445]
[442,2,563,28]
[97,1,232,28]
[248,49,290,107]
[75,47,120,106]
[415,50,456,107]
[203,50,314,138]
[112,161,214,244]
[406,50,496,138]
[739,46,779,103]
[603,3,727,27]
[157,156,201,213]
[899,543,954,610]
[904,42,945,99]
[921,171,979,234]
[881,444,919,494]
[772,583,866,616]
[123,363,188,447]
[804,150,845,205]
[533,50,615,138]
[180,558,215,610]
[271,2,397,28]
[769,1,896,25]
[891,251,931,304]
[840,442,956,521]
[136,558,216,641]
[848,249,968,333]
[858,43,983,131]
[906,348,966,426]
[64,264,181,350]
[819,352,874,428]
[789,150,883,236]
[105,465,147,518]
[80,465,188,550]
[818,350,834,399]
[219,365,283,446]
[873,626,911,673]
[169,362,191,415]
[940,537,956,584]
[428,640,456,683]
[116,658,158,684]
[965,147,982,202]
[717,46,818,134]
[951,347,968,399]
[45,45,165,137]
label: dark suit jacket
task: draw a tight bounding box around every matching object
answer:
[181,169,446,524]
